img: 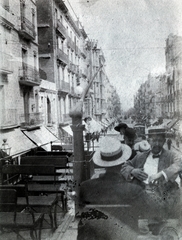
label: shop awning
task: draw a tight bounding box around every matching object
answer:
[167,118,178,129]
[0,128,37,158]
[173,120,182,132]
[150,119,158,126]
[161,119,172,127]
[86,118,102,133]
[61,125,73,136]
[101,120,109,127]
[22,126,59,151]
[98,121,106,128]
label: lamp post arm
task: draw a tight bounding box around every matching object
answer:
[70,64,103,116]
[81,64,103,102]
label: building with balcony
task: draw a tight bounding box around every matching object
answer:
[0,0,114,161]
[134,73,163,124]
[0,0,56,160]
[37,0,91,140]
[165,34,182,119]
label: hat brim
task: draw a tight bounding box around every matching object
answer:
[93,144,132,167]
[114,126,121,132]
[114,123,128,132]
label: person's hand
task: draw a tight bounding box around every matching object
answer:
[131,168,148,181]
[148,172,163,184]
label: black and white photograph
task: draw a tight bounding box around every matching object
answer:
[0,0,182,239]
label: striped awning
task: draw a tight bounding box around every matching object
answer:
[167,118,178,129]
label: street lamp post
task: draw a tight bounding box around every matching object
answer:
[69,65,103,214]
[0,139,11,164]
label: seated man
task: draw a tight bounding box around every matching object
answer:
[78,137,148,239]
[121,127,182,222]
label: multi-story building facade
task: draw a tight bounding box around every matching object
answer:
[165,34,182,119]
[0,0,59,161]
[37,0,87,141]
[134,34,182,126]
[0,0,118,159]
[37,0,110,139]
[84,39,107,122]
[134,73,162,124]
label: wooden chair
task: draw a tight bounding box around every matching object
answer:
[20,156,73,189]
[0,184,58,231]
[2,165,68,214]
[0,189,44,240]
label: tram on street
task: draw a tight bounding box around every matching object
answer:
[134,123,146,141]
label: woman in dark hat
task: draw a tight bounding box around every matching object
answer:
[114,122,128,134]
[114,123,128,143]
[124,127,138,160]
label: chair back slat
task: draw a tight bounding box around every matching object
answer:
[20,156,68,168]
[0,184,27,197]
[0,189,17,214]
[2,165,55,175]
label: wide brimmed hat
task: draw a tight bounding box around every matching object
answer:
[134,140,150,152]
[124,127,137,140]
[93,137,132,167]
[147,127,166,137]
[114,123,128,132]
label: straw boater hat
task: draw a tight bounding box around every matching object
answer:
[114,123,128,132]
[93,137,132,167]
[134,140,150,152]
[147,127,166,137]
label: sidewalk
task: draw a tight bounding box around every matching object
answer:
[50,197,78,240]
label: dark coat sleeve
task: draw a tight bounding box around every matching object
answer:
[161,150,182,181]
[121,152,149,181]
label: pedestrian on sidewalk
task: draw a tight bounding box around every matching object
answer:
[176,137,180,148]
[167,138,172,150]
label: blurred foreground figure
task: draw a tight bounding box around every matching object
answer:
[77,137,148,240]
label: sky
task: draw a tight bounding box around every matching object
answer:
[66,0,182,111]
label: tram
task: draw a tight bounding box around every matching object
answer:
[134,123,146,141]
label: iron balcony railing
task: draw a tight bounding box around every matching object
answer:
[19,63,40,86]
[59,80,70,93]
[70,86,75,95]
[0,51,13,74]
[79,69,82,77]
[56,19,67,38]
[20,16,36,40]
[0,109,18,129]
[57,49,69,65]
[82,67,87,77]
[68,63,77,73]
[75,65,79,75]
[20,112,43,129]
[63,113,71,123]
[80,47,87,58]
[67,37,75,50]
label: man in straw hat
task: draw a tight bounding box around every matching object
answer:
[77,137,149,239]
[121,127,182,232]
